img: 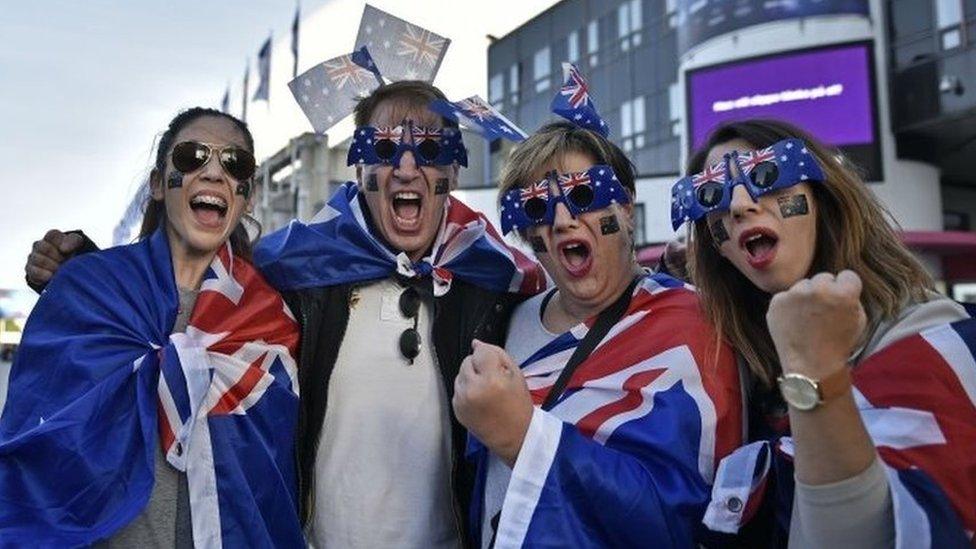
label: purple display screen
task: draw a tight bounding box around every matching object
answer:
[687,43,877,150]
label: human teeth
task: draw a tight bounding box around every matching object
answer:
[191,195,227,208]
[394,192,420,200]
[747,234,765,242]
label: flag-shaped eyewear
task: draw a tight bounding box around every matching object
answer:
[670,138,825,230]
[347,120,468,167]
[500,165,630,234]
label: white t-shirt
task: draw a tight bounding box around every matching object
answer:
[481,289,559,548]
[310,278,459,549]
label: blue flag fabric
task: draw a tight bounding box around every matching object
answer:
[254,181,546,297]
[0,228,304,547]
[428,95,528,142]
[551,62,609,137]
[253,36,272,101]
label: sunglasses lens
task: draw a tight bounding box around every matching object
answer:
[375,139,397,160]
[696,181,725,208]
[749,161,780,189]
[172,142,209,173]
[399,328,421,361]
[219,147,256,181]
[523,197,548,221]
[399,287,421,318]
[567,184,594,209]
[416,139,441,162]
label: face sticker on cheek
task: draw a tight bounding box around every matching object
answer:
[599,215,620,235]
[236,180,251,198]
[365,173,379,192]
[529,235,548,254]
[434,177,450,195]
[710,218,730,245]
[777,194,810,218]
[167,171,184,189]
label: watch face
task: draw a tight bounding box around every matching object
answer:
[778,374,819,411]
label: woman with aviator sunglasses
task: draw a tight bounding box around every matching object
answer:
[0,107,305,547]
[452,121,743,547]
[678,119,976,547]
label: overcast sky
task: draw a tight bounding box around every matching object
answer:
[0,0,557,291]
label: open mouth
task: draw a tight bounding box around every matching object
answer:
[189,192,228,229]
[558,239,593,278]
[739,227,779,269]
[391,191,423,232]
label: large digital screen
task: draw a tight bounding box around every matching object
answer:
[676,0,869,55]
[686,42,881,180]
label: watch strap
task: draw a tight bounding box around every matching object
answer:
[817,366,852,404]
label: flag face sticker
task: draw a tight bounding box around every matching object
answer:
[288,46,383,134]
[428,95,527,142]
[355,4,450,83]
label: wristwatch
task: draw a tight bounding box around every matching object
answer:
[777,367,851,411]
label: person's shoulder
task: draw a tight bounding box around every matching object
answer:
[54,239,152,288]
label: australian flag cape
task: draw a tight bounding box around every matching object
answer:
[468,273,744,547]
[703,315,976,547]
[254,181,546,296]
[0,228,304,548]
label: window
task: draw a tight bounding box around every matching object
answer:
[587,20,599,65]
[936,0,964,49]
[567,30,580,63]
[533,47,551,93]
[509,63,520,105]
[633,203,646,246]
[620,96,646,152]
[618,0,643,51]
[489,73,504,108]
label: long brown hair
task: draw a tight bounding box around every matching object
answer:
[686,119,933,386]
[139,107,257,259]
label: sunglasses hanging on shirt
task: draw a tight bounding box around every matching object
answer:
[669,138,826,230]
[171,141,256,182]
[398,285,423,364]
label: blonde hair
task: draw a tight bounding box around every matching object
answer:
[686,119,933,387]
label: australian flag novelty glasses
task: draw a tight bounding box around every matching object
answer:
[500,165,630,235]
[670,138,825,230]
[347,119,468,167]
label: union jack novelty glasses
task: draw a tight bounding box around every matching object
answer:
[500,165,631,235]
[670,138,825,230]
[347,119,468,167]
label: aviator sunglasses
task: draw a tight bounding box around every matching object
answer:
[171,141,257,182]
[670,138,825,230]
[347,119,469,168]
[397,285,423,364]
[499,165,631,235]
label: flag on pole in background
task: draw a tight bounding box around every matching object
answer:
[220,85,230,113]
[253,36,272,101]
[291,5,301,78]
[354,4,450,83]
[242,63,249,122]
[288,46,383,134]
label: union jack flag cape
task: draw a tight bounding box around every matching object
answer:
[704,316,976,547]
[0,228,303,547]
[255,181,546,297]
[469,274,743,547]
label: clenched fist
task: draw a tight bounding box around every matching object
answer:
[766,270,867,378]
[452,340,534,467]
[26,230,85,291]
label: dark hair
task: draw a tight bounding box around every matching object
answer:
[138,107,257,259]
[686,119,932,386]
[352,80,458,129]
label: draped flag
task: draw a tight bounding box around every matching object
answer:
[704,317,976,547]
[354,4,450,83]
[0,228,303,547]
[254,181,546,297]
[429,95,528,142]
[551,62,609,137]
[289,46,383,134]
[253,36,272,101]
[469,274,743,547]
